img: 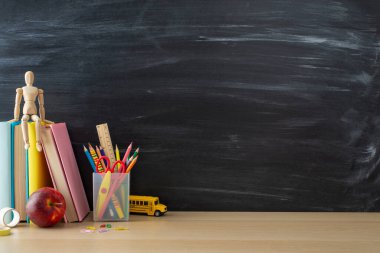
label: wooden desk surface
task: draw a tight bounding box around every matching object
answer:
[1,212,380,253]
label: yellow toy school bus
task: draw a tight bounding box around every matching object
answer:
[129,195,167,216]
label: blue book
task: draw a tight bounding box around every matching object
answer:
[10,121,21,208]
[0,122,12,213]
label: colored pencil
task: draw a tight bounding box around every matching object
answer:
[96,145,107,170]
[115,145,120,172]
[89,143,104,172]
[122,142,133,164]
[119,143,131,210]
[127,147,139,166]
[126,156,138,173]
[83,145,96,172]
[99,146,107,167]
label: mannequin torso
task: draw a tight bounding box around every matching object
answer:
[22,86,38,115]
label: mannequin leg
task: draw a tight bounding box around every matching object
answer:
[21,115,30,150]
[31,115,42,152]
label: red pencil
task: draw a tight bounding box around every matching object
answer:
[122,142,133,164]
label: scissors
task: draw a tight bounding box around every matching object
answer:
[95,156,127,219]
[96,156,126,173]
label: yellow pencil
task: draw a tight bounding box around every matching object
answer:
[115,145,120,172]
[89,143,103,172]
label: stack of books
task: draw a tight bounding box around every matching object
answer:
[0,121,89,223]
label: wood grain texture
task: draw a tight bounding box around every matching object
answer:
[0,1,380,210]
[1,212,380,253]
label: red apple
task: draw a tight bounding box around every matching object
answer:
[26,187,66,227]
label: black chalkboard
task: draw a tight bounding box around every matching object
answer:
[1,0,380,211]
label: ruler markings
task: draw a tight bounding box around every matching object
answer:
[96,123,116,165]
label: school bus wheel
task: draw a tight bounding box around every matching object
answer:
[154,210,161,217]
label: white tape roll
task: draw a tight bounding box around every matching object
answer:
[0,207,20,227]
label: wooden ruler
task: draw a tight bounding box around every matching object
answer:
[96,123,116,165]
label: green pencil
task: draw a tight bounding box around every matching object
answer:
[127,147,139,165]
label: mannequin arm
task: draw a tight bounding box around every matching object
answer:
[38,89,53,124]
[9,88,22,122]
[38,89,45,121]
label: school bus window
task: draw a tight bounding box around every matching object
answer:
[144,201,148,205]
[155,200,158,205]
[132,201,135,204]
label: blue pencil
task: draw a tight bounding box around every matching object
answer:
[99,146,108,167]
[83,145,96,172]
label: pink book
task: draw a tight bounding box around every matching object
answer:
[51,123,90,221]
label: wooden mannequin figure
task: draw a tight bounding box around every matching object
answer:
[9,71,52,152]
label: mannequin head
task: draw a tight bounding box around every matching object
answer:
[25,71,34,86]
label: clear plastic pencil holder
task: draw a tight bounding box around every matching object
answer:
[93,172,130,222]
